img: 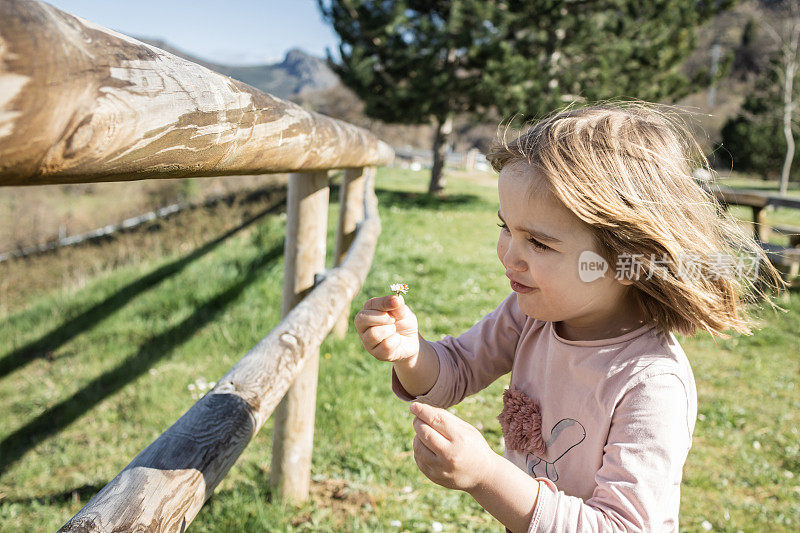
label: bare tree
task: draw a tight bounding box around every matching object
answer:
[762,0,800,196]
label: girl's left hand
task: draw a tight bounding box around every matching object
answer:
[410,402,498,492]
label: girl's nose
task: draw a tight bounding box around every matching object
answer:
[502,241,527,271]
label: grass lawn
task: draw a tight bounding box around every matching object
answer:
[0,167,798,532]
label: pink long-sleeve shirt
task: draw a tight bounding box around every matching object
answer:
[392,293,697,532]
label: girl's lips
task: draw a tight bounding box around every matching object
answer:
[510,280,537,294]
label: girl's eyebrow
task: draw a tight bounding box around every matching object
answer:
[497,211,563,244]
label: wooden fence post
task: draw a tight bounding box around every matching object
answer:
[332,167,369,338]
[270,170,329,502]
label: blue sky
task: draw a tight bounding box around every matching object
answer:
[46,0,341,64]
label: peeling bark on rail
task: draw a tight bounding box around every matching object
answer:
[59,173,381,532]
[0,0,393,186]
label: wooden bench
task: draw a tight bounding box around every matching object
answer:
[701,185,800,295]
[759,242,800,293]
[772,224,800,248]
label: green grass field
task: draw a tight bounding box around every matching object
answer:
[0,168,798,532]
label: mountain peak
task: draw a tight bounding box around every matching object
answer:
[134,38,339,99]
[277,48,338,95]
[282,48,315,64]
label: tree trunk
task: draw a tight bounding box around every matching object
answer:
[428,115,453,194]
[780,23,800,197]
[781,51,796,196]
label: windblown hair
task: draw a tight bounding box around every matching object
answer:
[487,102,787,338]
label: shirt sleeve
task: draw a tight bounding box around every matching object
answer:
[392,292,526,408]
[528,373,694,533]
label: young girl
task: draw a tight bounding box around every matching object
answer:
[354,104,786,532]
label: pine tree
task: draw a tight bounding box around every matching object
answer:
[319,1,735,193]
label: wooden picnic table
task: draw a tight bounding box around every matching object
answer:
[701,184,800,287]
[701,184,800,243]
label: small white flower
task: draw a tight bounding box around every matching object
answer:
[389,520,402,528]
[701,520,713,530]
[432,522,443,532]
[390,283,409,295]
[401,485,413,494]
[753,441,761,450]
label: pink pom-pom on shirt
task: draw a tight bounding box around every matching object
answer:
[497,387,546,456]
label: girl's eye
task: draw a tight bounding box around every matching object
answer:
[497,222,549,251]
[527,237,549,251]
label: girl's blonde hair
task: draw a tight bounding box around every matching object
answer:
[487,102,788,339]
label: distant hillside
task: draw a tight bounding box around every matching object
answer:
[136,38,339,99]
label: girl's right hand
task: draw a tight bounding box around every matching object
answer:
[354,295,420,363]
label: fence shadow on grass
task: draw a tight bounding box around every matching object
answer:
[0,197,285,381]
[1,483,108,507]
[0,238,285,476]
[374,189,487,211]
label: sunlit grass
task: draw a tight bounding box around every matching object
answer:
[0,167,798,532]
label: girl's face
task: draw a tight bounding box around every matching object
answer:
[496,161,645,341]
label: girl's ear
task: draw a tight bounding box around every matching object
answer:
[616,277,636,287]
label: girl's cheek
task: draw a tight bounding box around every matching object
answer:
[496,236,508,264]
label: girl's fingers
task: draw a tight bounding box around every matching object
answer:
[361,324,397,348]
[410,402,458,440]
[356,309,395,323]
[413,415,450,454]
[413,435,437,466]
[388,300,415,322]
[370,333,402,360]
[363,295,403,312]
[353,310,394,333]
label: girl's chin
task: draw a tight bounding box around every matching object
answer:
[515,295,549,320]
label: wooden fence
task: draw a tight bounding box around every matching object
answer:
[0,1,393,530]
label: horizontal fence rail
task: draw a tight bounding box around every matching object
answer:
[0,0,393,186]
